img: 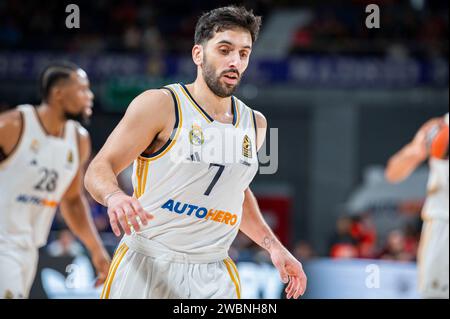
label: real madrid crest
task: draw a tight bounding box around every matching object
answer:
[189,123,204,146]
[242,135,252,158]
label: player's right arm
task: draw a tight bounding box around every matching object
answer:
[385,117,443,183]
[84,89,173,236]
[0,110,22,162]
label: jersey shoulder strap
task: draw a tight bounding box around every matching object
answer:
[232,96,257,136]
[17,104,42,137]
[65,120,81,161]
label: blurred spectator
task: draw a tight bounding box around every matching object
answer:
[329,212,382,259]
[232,232,261,263]
[378,229,415,262]
[293,240,316,261]
[329,215,358,258]
[349,213,377,258]
[402,222,420,259]
[46,229,85,257]
[123,24,142,51]
[330,243,359,259]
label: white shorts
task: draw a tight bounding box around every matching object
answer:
[0,243,38,299]
[100,235,241,299]
[417,219,449,299]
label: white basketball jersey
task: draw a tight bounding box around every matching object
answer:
[132,83,259,255]
[0,105,79,248]
[422,113,449,222]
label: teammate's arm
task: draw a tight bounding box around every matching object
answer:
[84,89,173,236]
[385,117,443,183]
[0,110,22,163]
[239,111,307,299]
[59,126,111,286]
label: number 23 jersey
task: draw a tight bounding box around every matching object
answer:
[133,83,259,255]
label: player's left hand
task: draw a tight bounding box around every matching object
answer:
[91,248,111,287]
[270,246,307,299]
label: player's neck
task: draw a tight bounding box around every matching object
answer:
[35,103,66,138]
[187,79,232,117]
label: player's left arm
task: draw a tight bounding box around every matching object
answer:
[59,125,111,286]
[240,111,307,299]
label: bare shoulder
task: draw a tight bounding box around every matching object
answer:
[0,109,24,153]
[120,88,175,137]
[0,108,22,129]
[127,89,174,118]
[252,110,267,150]
[253,110,267,129]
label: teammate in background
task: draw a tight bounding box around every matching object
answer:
[385,113,449,299]
[85,6,307,299]
[0,62,111,298]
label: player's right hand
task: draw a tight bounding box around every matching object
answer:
[106,192,154,236]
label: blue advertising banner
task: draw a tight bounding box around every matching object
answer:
[0,52,447,88]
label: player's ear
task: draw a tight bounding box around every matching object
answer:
[51,85,63,102]
[192,44,203,66]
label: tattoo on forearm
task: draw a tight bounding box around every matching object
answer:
[262,236,275,250]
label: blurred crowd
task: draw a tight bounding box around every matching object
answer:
[1,0,447,58]
[0,0,269,55]
[328,213,421,262]
[290,0,448,58]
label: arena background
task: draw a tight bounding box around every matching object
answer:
[0,0,448,298]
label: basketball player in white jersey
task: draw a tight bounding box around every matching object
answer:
[385,113,449,299]
[0,62,111,298]
[85,6,307,299]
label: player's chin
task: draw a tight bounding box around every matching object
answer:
[83,104,93,116]
[84,107,93,117]
[221,82,238,93]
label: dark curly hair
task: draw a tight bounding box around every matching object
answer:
[194,6,262,45]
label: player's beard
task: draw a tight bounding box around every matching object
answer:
[202,55,240,98]
[64,110,90,126]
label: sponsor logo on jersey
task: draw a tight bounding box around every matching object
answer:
[30,139,40,153]
[189,123,204,146]
[242,135,252,158]
[67,150,74,164]
[16,194,58,208]
[4,290,14,299]
[65,149,75,169]
[161,199,238,226]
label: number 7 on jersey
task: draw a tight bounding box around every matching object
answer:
[204,163,225,196]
